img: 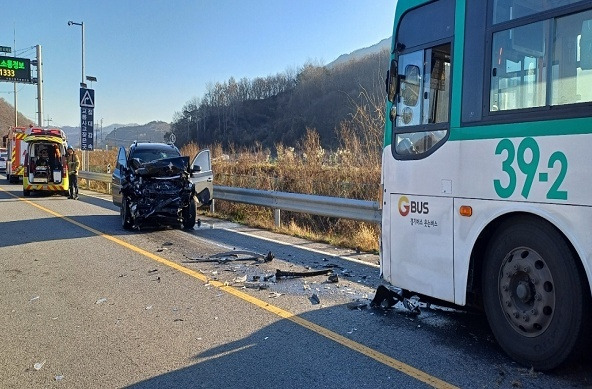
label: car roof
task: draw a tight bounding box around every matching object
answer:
[131,142,179,152]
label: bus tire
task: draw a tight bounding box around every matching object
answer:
[23,189,30,197]
[121,197,132,230]
[482,216,590,371]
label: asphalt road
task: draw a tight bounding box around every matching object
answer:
[1,177,591,389]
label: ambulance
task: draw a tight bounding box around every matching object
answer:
[22,128,70,197]
[5,126,30,183]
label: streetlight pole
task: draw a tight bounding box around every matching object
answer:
[68,20,87,169]
[67,21,85,86]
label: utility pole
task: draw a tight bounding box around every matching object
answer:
[13,25,17,126]
[36,45,43,126]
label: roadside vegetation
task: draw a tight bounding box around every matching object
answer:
[84,93,383,253]
[82,51,387,253]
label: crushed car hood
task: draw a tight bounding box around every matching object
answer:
[121,155,194,228]
[132,156,190,177]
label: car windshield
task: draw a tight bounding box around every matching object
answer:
[132,149,180,163]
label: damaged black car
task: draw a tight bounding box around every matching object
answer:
[111,142,213,230]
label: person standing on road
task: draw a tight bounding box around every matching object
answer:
[67,146,80,199]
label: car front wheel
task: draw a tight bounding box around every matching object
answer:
[182,197,197,229]
[121,197,132,230]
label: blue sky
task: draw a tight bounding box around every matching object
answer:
[0,1,395,127]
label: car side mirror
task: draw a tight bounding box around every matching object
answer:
[192,165,202,173]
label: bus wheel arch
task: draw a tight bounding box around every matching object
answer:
[473,213,591,370]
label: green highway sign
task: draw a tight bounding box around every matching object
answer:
[0,56,31,83]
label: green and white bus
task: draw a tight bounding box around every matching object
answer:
[382,0,592,370]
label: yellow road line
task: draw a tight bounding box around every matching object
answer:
[5,190,459,389]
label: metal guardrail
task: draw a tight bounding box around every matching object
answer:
[78,171,382,225]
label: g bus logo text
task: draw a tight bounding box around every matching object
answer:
[398,196,429,216]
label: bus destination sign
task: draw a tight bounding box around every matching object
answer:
[0,56,31,83]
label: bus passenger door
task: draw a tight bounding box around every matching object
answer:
[387,43,454,302]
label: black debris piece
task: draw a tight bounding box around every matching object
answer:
[347,300,369,310]
[370,285,400,309]
[327,274,339,283]
[309,294,320,305]
[183,250,272,264]
[370,285,421,315]
[275,268,333,279]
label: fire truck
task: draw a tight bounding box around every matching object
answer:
[4,126,30,183]
[22,128,70,197]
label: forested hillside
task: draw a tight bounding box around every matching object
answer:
[170,49,389,150]
[0,98,34,141]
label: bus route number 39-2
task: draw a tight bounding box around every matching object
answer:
[494,137,568,201]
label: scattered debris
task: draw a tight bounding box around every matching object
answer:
[148,269,158,274]
[309,294,321,305]
[173,318,184,322]
[95,298,107,304]
[268,292,283,298]
[29,296,40,302]
[347,300,369,310]
[162,242,173,246]
[184,250,274,264]
[233,275,248,283]
[370,285,421,315]
[327,274,339,283]
[244,282,270,290]
[275,268,332,279]
[33,360,46,371]
[55,375,64,381]
[145,305,153,310]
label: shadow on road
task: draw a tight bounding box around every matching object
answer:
[126,298,592,389]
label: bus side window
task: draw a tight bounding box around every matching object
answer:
[490,8,592,112]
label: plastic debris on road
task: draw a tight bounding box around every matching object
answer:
[33,360,46,371]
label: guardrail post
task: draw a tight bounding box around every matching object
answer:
[274,208,281,227]
[210,199,215,213]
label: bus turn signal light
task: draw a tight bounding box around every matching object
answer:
[459,206,472,217]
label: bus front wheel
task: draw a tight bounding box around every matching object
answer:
[482,216,590,371]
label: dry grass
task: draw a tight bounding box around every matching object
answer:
[85,100,382,253]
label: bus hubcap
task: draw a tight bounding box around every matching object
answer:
[498,247,555,337]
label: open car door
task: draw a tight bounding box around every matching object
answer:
[190,149,213,207]
[112,146,128,207]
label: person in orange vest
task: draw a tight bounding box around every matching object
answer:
[66,145,80,199]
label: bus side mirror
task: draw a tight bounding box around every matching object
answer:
[387,59,398,103]
[581,20,592,70]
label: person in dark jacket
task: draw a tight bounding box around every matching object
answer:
[66,146,80,199]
